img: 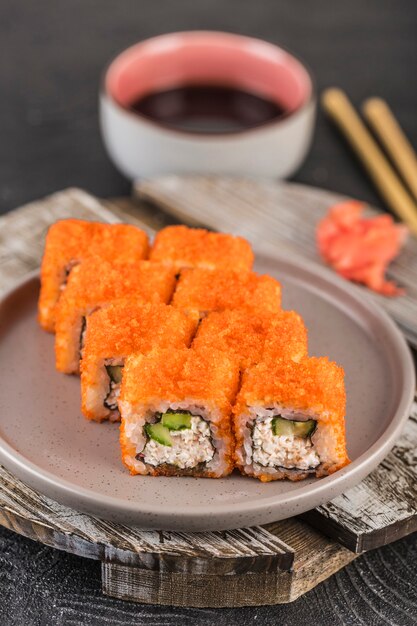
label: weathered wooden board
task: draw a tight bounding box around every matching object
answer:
[0,464,357,607]
[0,187,119,294]
[102,514,356,607]
[0,183,415,608]
[0,464,294,573]
[304,398,417,552]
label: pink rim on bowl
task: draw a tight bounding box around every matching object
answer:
[104,31,315,136]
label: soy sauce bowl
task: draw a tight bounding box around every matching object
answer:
[100,31,316,179]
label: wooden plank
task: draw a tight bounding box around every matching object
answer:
[0,465,294,575]
[101,519,357,607]
[0,460,357,606]
[0,188,119,295]
[303,396,417,552]
[101,564,293,607]
[104,196,172,234]
[264,518,357,602]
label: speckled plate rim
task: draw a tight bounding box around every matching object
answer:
[0,254,414,529]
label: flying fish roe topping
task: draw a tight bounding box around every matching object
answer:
[59,259,177,309]
[44,219,149,264]
[38,219,149,331]
[235,356,346,421]
[193,309,307,369]
[150,225,254,271]
[172,268,281,315]
[83,300,198,358]
[121,347,240,412]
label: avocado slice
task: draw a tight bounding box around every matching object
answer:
[272,417,316,438]
[144,423,173,447]
[105,364,124,384]
[161,412,192,431]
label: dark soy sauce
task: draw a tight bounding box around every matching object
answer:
[128,85,287,134]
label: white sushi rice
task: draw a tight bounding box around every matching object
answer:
[105,382,121,409]
[252,417,320,470]
[236,405,322,476]
[121,401,228,475]
[142,416,214,469]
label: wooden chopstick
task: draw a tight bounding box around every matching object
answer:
[322,88,417,236]
[362,97,417,203]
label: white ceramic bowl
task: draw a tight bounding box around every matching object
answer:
[100,32,316,179]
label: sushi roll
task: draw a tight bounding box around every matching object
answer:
[149,225,254,271]
[192,309,307,370]
[81,300,199,422]
[233,357,349,481]
[55,259,177,375]
[38,219,149,332]
[119,347,240,477]
[172,268,281,316]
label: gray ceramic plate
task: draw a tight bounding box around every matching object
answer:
[0,252,414,531]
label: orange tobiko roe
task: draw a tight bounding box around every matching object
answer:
[316,201,407,296]
[150,225,254,272]
[38,219,149,332]
[172,268,281,315]
[192,309,307,370]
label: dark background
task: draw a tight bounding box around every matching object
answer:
[1,1,417,624]
[2,0,417,215]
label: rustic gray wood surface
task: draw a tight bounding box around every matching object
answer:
[101,516,356,607]
[0,461,357,607]
[0,188,119,295]
[0,466,295,572]
[305,401,417,552]
[0,185,416,610]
